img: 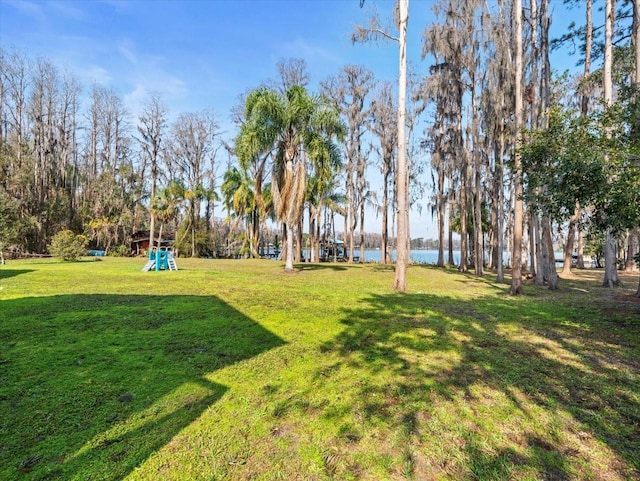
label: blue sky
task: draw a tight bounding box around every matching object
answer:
[0,0,409,120]
[0,0,584,238]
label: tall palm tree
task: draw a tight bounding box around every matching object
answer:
[235,85,343,271]
[151,180,185,249]
[221,165,261,257]
[307,146,342,262]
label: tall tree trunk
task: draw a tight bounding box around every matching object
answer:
[472,91,483,276]
[624,230,639,272]
[448,202,455,266]
[632,2,640,279]
[603,229,619,287]
[534,213,545,285]
[543,216,558,289]
[459,159,468,273]
[562,206,579,275]
[634,0,640,86]
[496,129,505,282]
[393,0,409,292]
[540,0,557,290]
[574,1,592,271]
[296,219,303,262]
[436,165,445,267]
[343,212,348,262]
[359,199,365,263]
[603,0,620,287]
[530,212,539,277]
[576,213,586,268]
[381,168,389,265]
[510,0,525,295]
[285,222,294,271]
[582,0,593,118]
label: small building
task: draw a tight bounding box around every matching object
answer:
[130,231,174,256]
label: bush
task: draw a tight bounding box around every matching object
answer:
[109,245,131,257]
[49,230,88,261]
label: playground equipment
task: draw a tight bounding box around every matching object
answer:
[142,247,178,272]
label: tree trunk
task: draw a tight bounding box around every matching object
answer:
[285,222,294,272]
[496,130,505,283]
[603,229,620,287]
[602,0,620,288]
[510,0,524,295]
[381,174,389,264]
[459,161,468,273]
[633,0,640,86]
[296,219,303,263]
[562,206,578,276]
[531,211,539,278]
[437,165,445,267]
[359,200,365,263]
[534,213,544,285]
[543,216,558,289]
[473,134,483,276]
[308,206,315,263]
[448,207,455,266]
[280,224,287,262]
[574,2,591,271]
[626,230,640,272]
[582,0,593,118]
[393,0,409,292]
[577,223,585,268]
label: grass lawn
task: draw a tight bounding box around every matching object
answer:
[0,257,638,480]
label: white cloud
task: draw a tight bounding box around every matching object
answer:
[121,58,188,117]
[3,0,85,22]
[118,40,138,65]
[2,0,44,19]
[48,1,86,20]
[79,64,112,86]
[100,0,132,14]
[279,37,343,65]
[123,83,147,116]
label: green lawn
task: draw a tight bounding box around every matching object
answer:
[1,258,638,480]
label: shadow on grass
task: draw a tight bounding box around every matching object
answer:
[322,289,640,480]
[294,263,348,272]
[0,269,35,280]
[0,294,284,480]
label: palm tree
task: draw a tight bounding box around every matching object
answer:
[151,180,185,249]
[235,85,343,271]
[221,165,261,257]
[307,149,342,262]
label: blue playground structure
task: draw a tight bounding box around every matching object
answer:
[142,247,178,272]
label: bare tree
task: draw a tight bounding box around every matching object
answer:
[321,65,375,264]
[137,93,168,250]
[168,111,218,257]
[272,58,311,93]
[481,2,513,283]
[370,82,397,264]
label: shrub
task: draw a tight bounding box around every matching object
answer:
[49,230,88,261]
[109,244,131,257]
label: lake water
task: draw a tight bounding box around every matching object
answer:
[351,250,570,267]
[302,248,576,267]
[360,249,459,265]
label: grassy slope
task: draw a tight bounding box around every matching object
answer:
[0,258,638,480]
